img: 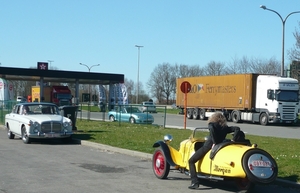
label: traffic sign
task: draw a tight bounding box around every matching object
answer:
[180,81,191,93]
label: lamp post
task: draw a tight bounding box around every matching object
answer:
[260,5,300,77]
[47,60,54,69]
[79,63,100,101]
[135,45,143,104]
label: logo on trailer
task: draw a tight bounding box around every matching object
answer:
[197,84,204,92]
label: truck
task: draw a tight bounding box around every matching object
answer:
[31,85,72,106]
[176,74,299,125]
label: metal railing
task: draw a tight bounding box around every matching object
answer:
[0,102,167,128]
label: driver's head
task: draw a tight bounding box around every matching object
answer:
[23,106,29,113]
[208,112,227,127]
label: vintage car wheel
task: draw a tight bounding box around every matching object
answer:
[109,115,115,122]
[129,117,136,124]
[259,113,268,126]
[152,148,170,179]
[235,178,255,192]
[242,149,278,184]
[7,125,15,139]
[21,126,31,144]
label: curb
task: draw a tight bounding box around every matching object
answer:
[73,138,152,160]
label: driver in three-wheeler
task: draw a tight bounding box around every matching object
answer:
[188,112,241,189]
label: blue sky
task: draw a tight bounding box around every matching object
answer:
[1,1,300,90]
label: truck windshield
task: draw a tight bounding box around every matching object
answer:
[275,90,299,102]
[57,93,72,99]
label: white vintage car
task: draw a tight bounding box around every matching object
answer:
[5,102,73,144]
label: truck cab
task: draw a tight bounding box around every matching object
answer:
[255,76,299,125]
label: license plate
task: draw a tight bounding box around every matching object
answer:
[251,160,271,167]
[45,133,60,138]
[286,121,291,123]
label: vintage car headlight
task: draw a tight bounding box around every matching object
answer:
[63,122,71,128]
[33,128,39,133]
[164,134,173,144]
[29,121,40,128]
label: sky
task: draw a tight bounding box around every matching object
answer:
[1,1,300,91]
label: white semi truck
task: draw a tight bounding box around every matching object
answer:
[176,74,299,125]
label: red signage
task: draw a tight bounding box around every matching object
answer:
[180,81,191,94]
[37,62,49,70]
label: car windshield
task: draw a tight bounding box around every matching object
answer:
[57,93,72,99]
[22,104,59,115]
[125,107,141,113]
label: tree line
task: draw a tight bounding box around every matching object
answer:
[126,21,300,105]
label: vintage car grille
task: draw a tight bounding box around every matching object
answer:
[41,122,62,133]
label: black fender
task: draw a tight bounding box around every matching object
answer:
[153,141,177,166]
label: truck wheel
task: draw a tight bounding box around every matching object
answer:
[225,111,232,121]
[192,108,199,120]
[260,113,268,126]
[187,109,193,119]
[199,109,206,120]
[232,110,241,123]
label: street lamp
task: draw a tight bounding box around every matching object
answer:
[47,60,54,69]
[79,63,100,100]
[260,5,300,77]
[135,45,143,104]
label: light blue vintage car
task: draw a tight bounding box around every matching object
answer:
[108,106,154,124]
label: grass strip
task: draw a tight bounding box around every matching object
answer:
[74,119,300,183]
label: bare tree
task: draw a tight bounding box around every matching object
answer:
[224,56,240,74]
[249,57,280,75]
[288,21,300,62]
[147,63,176,104]
[204,61,225,76]
[174,64,204,78]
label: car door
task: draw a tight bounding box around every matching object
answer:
[120,107,129,122]
[7,105,21,134]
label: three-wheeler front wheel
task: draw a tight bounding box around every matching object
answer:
[152,148,170,179]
